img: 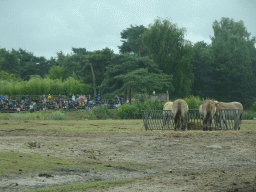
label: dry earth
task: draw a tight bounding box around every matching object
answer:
[0,129,255,192]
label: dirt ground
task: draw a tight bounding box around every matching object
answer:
[0,129,255,192]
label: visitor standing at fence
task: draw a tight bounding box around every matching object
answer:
[33,102,37,111]
[85,96,87,104]
[59,100,63,108]
[119,94,124,104]
[97,94,101,101]
[114,95,119,104]
[43,97,47,105]
[72,94,75,101]
[29,103,34,113]
[69,93,72,102]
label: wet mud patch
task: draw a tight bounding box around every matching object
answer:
[0,167,160,192]
[38,173,54,178]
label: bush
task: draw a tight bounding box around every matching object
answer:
[9,110,53,120]
[51,111,66,120]
[9,115,33,120]
[115,103,140,119]
[84,105,114,120]
[241,110,256,120]
[0,75,93,95]
[252,101,256,112]
[131,101,144,118]
[114,98,167,119]
[184,95,202,109]
[83,112,90,119]
[88,111,97,120]
[115,99,165,119]
[143,98,165,110]
[92,105,109,119]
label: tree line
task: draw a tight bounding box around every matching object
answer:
[0,17,256,108]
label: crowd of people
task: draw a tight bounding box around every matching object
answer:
[0,94,106,113]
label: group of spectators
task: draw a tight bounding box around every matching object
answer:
[0,94,104,113]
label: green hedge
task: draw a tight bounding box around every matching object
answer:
[183,95,202,109]
[115,99,165,119]
[0,75,93,95]
[241,110,256,120]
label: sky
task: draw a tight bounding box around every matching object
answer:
[1,0,256,59]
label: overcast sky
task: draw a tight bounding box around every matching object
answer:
[1,0,256,59]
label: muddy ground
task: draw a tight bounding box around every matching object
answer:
[0,129,255,192]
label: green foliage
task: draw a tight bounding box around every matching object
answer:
[83,48,114,87]
[19,62,37,81]
[100,54,173,97]
[0,70,23,82]
[0,75,93,95]
[88,111,97,120]
[115,68,173,96]
[118,25,148,56]
[47,65,64,80]
[9,111,53,120]
[63,76,93,95]
[1,17,256,109]
[91,105,109,119]
[0,49,20,75]
[211,17,256,104]
[25,75,45,95]
[241,110,256,120]
[55,51,81,80]
[72,47,87,55]
[10,48,52,80]
[115,99,165,119]
[49,79,63,95]
[83,106,113,120]
[0,80,22,95]
[252,101,256,112]
[143,98,165,110]
[9,115,33,120]
[184,95,202,109]
[191,41,215,98]
[51,111,66,120]
[115,103,140,119]
[143,18,194,97]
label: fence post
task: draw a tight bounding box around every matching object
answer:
[233,109,239,130]
[142,110,149,130]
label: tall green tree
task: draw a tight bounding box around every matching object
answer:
[47,65,64,80]
[0,48,20,75]
[11,48,52,80]
[33,56,52,78]
[71,47,88,74]
[54,48,90,82]
[143,18,194,97]
[211,17,256,105]
[72,47,87,55]
[55,51,82,80]
[115,68,173,96]
[191,41,215,98]
[99,53,173,98]
[81,47,114,90]
[20,62,40,80]
[0,70,23,82]
[118,25,148,56]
